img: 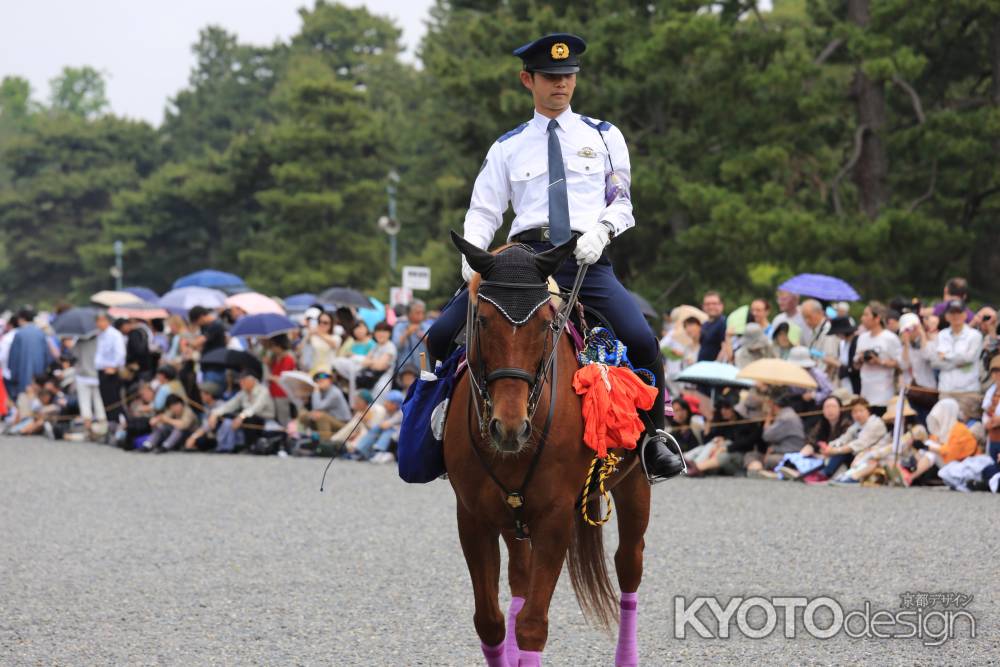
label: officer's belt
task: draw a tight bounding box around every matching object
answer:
[511,227,582,244]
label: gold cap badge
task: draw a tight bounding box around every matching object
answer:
[551,42,569,60]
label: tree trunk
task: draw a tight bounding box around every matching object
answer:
[847,0,889,219]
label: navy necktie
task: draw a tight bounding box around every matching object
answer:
[547,118,571,246]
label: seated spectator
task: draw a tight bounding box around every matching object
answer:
[209,370,276,453]
[746,390,805,476]
[666,396,705,453]
[13,385,62,438]
[903,398,978,486]
[982,356,1000,462]
[152,365,185,412]
[352,389,404,463]
[772,322,793,360]
[396,365,419,393]
[734,323,775,369]
[114,382,157,449]
[685,395,761,476]
[818,398,888,483]
[183,383,222,451]
[802,395,852,457]
[334,389,387,457]
[297,370,352,444]
[143,394,198,452]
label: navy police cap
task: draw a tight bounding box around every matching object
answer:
[513,33,586,75]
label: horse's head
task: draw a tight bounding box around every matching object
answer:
[451,231,577,454]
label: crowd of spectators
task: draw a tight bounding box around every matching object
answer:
[2,273,999,494]
[660,276,1000,493]
[0,297,436,464]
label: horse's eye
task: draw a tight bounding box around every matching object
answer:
[477,316,488,328]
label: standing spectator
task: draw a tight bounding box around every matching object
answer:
[163,315,194,364]
[932,299,984,418]
[749,298,771,333]
[73,334,106,435]
[829,316,860,393]
[304,311,341,375]
[6,310,54,399]
[853,301,902,414]
[932,277,974,322]
[971,306,999,390]
[802,299,840,378]
[898,312,938,416]
[771,322,794,360]
[94,312,127,422]
[771,290,809,346]
[123,318,154,382]
[392,300,431,370]
[265,335,296,424]
[734,323,775,369]
[189,306,228,387]
[697,292,727,362]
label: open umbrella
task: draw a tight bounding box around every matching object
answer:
[319,287,372,310]
[277,370,316,409]
[91,290,142,307]
[676,361,753,388]
[172,269,246,291]
[230,313,298,338]
[669,304,709,347]
[726,305,750,335]
[200,348,263,379]
[737,358,817,389]
[159,287,227,315]
[123,286,159,302]
[52,307,99,338]
[357,297,387,331]
[628,291,658,320]
[108,301,169,320]
[226,292,285,316]
[284,293,319,309]
[778,273,861,302]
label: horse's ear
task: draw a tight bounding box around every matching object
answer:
[450,230,495,276]
[534,236,578,278]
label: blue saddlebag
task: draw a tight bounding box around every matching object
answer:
[397,347,464,483]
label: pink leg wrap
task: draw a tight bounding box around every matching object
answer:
[615,592,639,667]
[505,596,525,667]
[481,640,507,667]
[518,650,542,666]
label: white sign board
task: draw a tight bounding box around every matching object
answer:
[390,286,412,307]
[401,265,431,291]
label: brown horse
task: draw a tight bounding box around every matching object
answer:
[445,233,651,667]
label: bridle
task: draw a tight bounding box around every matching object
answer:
[463,263,588,539]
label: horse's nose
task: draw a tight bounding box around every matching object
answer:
[488,418,531,452]
[516,419,531,444]
[488,418,504,445]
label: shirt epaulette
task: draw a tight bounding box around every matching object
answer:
[498,123,528,143]
[581,116,612,132]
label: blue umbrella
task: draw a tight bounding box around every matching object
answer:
[123,286,159,302]
[778,274,861,302]
[52,307,99,338]
[172,269,246,291]
[358,297,386,331]
[159,286,228,315]
[676,361,754,387]
[230,313,298,338]
[284,293,319,308]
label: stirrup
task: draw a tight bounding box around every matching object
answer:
[640,429,687,485]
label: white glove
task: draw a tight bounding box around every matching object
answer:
[574,225,611,265]
[461,256,474,283]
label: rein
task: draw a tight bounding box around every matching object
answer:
[464,263,588,539]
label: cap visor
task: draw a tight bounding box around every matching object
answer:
[530,65,580,74]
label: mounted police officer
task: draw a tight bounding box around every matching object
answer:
[427,33,685,482]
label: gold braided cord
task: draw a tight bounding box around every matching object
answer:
[580,452,621,527]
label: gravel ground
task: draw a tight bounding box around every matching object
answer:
[1,436,997,666]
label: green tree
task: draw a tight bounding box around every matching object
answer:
[48,66,109,118]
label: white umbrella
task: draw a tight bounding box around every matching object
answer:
[277,370,316,409]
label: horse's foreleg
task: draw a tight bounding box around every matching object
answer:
[609,465,651,667]
[457,503,507,666]
[514,515,573,666]
[501,530,531,667]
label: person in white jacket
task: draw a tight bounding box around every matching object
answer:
[933,300,984,419]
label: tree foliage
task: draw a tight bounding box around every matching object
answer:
[0,0,997,310]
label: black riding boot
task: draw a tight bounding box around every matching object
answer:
[637,354,686,482]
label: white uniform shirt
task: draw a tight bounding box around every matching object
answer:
[94,326,126,371]
[855,328,902,406]
[463,106,634,249]
[933,325,983,393]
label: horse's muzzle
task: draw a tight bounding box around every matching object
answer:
[488,417,532,453]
